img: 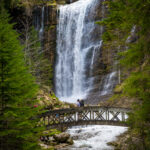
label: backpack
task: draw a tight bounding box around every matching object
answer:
[80,100,84,107]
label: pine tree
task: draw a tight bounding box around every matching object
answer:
[98,0,150,148]
[0,11,42,150]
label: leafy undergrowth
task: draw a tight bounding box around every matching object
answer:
[108,129,146,150]
[99,83,140,109]
[37,88,76,111]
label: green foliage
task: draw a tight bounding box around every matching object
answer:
[123,71,150,100]
[0,0,21,9]
[0,11,42,150]
[42,129,61,137]
[99,0,150,148]
[0,0,56,10]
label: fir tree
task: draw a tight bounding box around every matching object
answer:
[0,11,42,150]
[98,0,150,148]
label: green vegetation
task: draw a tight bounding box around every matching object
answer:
[0,9,43,150]
[42,129,61,137]
[1,0,150,148]
[97,0,150,148]
[1,0,20,9]
[7,0,57,8]
[19,0,57,8]
[1,0,58,10]
[0,0,70,149]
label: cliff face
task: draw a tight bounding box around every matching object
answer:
[32,5,57,65]
[85,1,119,104]
[13,0,118,103]
[32,0,118,103]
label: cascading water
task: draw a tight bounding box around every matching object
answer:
[55,0,102,102]
[90,41,102,72]
[39,7,45,40]
[67,125,128,149]
[33,6,45,40]
[33,6,45,55]
[100,72,117,96]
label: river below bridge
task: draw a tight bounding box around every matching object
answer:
[65,125,127,150]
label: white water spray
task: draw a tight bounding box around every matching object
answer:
[55,0,102,102]
[67,125,128,149]
[39,7,45,40]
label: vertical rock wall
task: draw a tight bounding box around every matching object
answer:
[43,6,57,65]
[33,5,57,65]
[30,0,118,104]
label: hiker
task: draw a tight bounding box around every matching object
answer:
[80,99,84,107]
[56,113,59,118]
[77,99,80,107]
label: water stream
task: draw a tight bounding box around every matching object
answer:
[100,72,117,96]
[39,6,45,40]
[33,6,45,40]
[66,125,128,150]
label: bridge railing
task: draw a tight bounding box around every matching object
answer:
[39,106,131,127]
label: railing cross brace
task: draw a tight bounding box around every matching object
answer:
[110,111,120,121]
[94,110,105,120]
[82,111,90,120]
[64,113,74,122]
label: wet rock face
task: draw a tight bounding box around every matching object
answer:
[53,133,70,143]
[110,133,145,150]
[84,0,118,104]
[32,0,118,103]
[43,6,57,65]
[32,5,57,65]
[40,132,73,149]
[65,0,78,4]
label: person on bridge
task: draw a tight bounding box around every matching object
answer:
[80,99,84,107]
[77,99,80,107]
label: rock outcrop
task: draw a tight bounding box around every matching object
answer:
[32,4,57,65]
[107,132,145,150]
[40,131,73,149]
[13,0,120,104]
[53,132,73,144]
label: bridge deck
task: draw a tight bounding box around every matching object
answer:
[39,106,131,129]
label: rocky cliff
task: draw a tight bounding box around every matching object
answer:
[32,0,118,104]
[32,4,57,65]
[12,0,119,104]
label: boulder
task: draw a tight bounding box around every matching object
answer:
[107,142,118,147]
[66,0,77,4]
[54,143,69,149]
[53,132,70,143]
[66,138,74,145]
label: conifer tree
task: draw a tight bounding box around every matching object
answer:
[98,0,150,148]
[0,11,41,150]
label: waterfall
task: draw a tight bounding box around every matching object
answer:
[55,0,102,102]
[100,72,117,96]
[90,41,102,71]
[39,7,45,40]
[33,6,45,40]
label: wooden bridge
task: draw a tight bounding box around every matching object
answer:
[40,106,131,129]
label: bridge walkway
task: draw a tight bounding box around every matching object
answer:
[39,106,131,129]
